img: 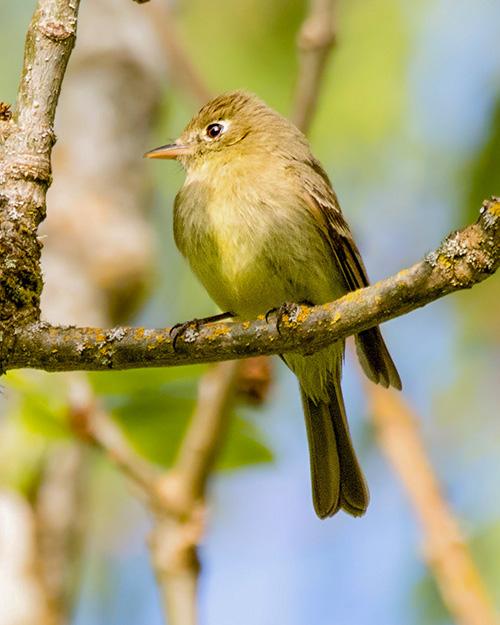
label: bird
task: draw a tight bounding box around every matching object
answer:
[145,90,401,519]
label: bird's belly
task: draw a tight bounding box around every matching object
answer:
[189,231,288,318]
[175,181,343,319]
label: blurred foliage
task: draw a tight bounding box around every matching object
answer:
[0,368,272,490]
[458,95,500,344]
[89,368,272,469]
[466,99,500,222]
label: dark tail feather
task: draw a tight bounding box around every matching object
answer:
[300,382,369,519]
[355,327,402,390]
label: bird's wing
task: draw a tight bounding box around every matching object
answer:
[295,159,370,292]
[294,159,402,390]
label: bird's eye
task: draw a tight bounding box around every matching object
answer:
[205,122,224,139]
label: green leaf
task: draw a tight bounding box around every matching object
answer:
[90,368,273,470]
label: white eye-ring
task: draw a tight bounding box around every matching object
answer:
[205,121,228,140]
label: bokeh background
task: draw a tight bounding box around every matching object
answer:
[1,0,500,624]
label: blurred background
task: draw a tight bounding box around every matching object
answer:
[1,0,500,624]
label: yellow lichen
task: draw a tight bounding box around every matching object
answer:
[490,201,500,217]
[438,254,453,268]
[134,327,145,340]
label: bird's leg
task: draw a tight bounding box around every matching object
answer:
[266,301,314,336]
[170,311,234,350]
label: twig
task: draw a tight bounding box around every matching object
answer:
[291,0,336,134]
[6,197,500,372]
[67,375,160,496]
[368,386,499,625]
[173,361,241,503]
[144,1,212,105]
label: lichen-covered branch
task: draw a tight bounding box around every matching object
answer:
[0,0,80,367]
[6,197,500,373]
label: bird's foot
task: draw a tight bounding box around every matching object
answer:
[170,311,234,350]
[265,301,313,336]
[170,318,201,350]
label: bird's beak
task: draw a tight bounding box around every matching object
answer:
[144,142,193,160]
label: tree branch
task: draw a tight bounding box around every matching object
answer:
[291,0,336,134]
[369,386,499,625]
[6,197,500,372]
[0,0,80,364]
[151,360,240,625]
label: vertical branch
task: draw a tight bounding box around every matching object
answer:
[0,0,80,366]
[152,361,241,625]
[291,0,336,135]
[0,2,83,623]
[369,386,499,625]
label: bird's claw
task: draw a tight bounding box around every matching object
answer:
[170,318,201,350]
[265,301,303,336]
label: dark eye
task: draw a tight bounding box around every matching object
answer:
[206,123,224,139]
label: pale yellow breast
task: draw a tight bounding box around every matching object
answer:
[175,154,339,318]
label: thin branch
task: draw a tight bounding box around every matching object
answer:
[151,361,240,625]
[173,361,241,503]
[67,375,160,496]
[291,0,336,134]
[7,197,500,372]
[369,386,499,625]
[144,2,212,105]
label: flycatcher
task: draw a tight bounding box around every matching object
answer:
[146,90,401,519]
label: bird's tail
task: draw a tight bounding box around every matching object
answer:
[300,379,369,519]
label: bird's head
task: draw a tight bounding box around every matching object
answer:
[145,90,307,173]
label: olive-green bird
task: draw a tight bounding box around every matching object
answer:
[146,90,401,519]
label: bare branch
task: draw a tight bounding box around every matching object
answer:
[173,361,241,503]
[144,2,213,105]
[67,376,160,496]
[151,361,240,625]
[291,0,336,134]
[7,197,500,373]
[369,386,499,625]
